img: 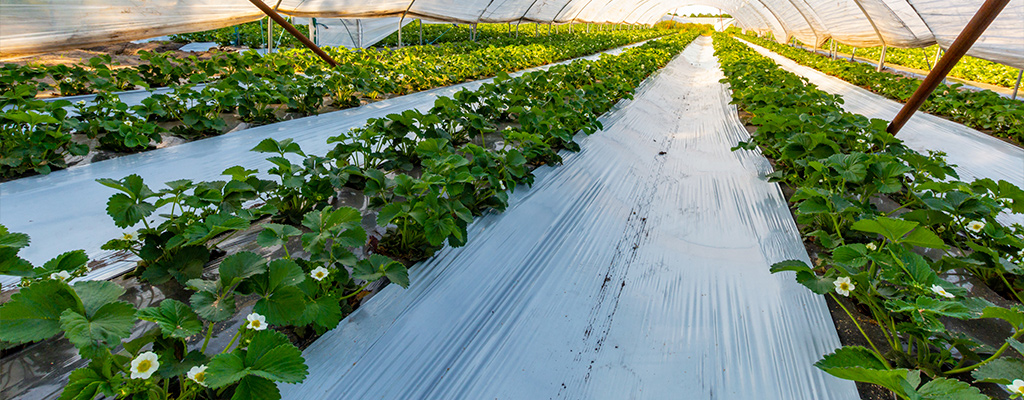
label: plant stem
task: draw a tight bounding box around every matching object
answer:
[830,292,892,369]
[200,323,214,353]
[221,328,244,354]
[997,271,1024,304]
[339,281,372,300]
[945,329,1024,375]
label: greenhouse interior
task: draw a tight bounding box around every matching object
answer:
[0,0,1022,399]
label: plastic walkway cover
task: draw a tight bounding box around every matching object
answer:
[280,37,858,399]
[737,38,1024,227]
[0,42,647,289]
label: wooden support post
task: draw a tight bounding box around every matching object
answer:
[246,0,337,65]
[886,0,1010,135]
[1012,69,1022,100]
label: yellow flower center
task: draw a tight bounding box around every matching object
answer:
[194,371,206,383]
[839,283,850,291]
[251,320,261,328]
[316,272,324,278]
[137,360,152,373]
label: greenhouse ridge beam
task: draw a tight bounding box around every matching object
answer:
[246,0,338,66]
[886,0,1010,135]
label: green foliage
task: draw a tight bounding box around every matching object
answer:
[715,32,1024,399]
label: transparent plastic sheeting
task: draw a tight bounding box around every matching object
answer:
[738,38,1024,227]
[306,17,411,48]
[1,0,1023,69]
[279,37,858,400]
[0,41,648,290]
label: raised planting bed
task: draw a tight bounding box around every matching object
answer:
[0,30,706,400]
[715,32,1024,400]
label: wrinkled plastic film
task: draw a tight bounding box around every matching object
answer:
[0,41,648,289]
[280,37,858,400]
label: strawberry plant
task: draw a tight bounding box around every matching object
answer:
[716,33,1024,399]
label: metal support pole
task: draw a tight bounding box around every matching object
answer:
[246,0,337,65]
[1012,69,1022,100]
[398,17,404,48]
[933,46,942,67]
[419,19,424,45]
[357,20,362,48]
[887,0,1010,135]
[266,16,273,53]
[876,45,887,72]
[308,18,316,46]
[472,23,478,41]
[850,47,856,61]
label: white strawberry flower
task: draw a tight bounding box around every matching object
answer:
[50,270,71,281]
[246,312,268,331]
[1008,379,1024,396]
[76,100,86,105]
[310,266,329,281]
[865,243,877,251]
[966,220,985,233]
[856,138,865,144]
[834,276,855,296]
[187,365,208,387]
[130,351,160,379]
[62,77,73,83]
[125,120,134,127]
[931,284,954,299]
[122,232,136,241]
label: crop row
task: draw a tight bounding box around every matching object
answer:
[170,18,310,49]
[735,33,1024,143]
[827,42,1021,89]
[0,28,672,180]
[715,32,1024,399]
[0,30,704,400]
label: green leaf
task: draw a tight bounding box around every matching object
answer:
[833,244,868,271]
[902,227,949,250]
[0,280,81,344]
[376,203,405,226]
[299,294,343,330]
[913,376,987,400]
[247,260,307,325]
[0,247,35,277]
[256,223,301,248]
[971,358,1024,384]
[980,306,1024,329]
[218,251,267,288]
[231,376,280,400]
[104,193,156,229]
[0,225,30,249]
[73,281,126,317]
[383,260,410,289]
[136,299,202,339]
[769,259,833,294]
[60,301,136,358]
[814,346,909,393]
[851,217,918,244]
[38,250,89,276]
[189,290,236,323]
[205,330,307,388]
[59,366,116,400]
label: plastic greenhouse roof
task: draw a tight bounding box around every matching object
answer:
[0,0,1021,67]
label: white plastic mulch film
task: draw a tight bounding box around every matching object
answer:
[0,0,1021,66]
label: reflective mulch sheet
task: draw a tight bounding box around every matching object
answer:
[0,41,647,290]
[281,37,857,400]
[738,38,1024,227]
